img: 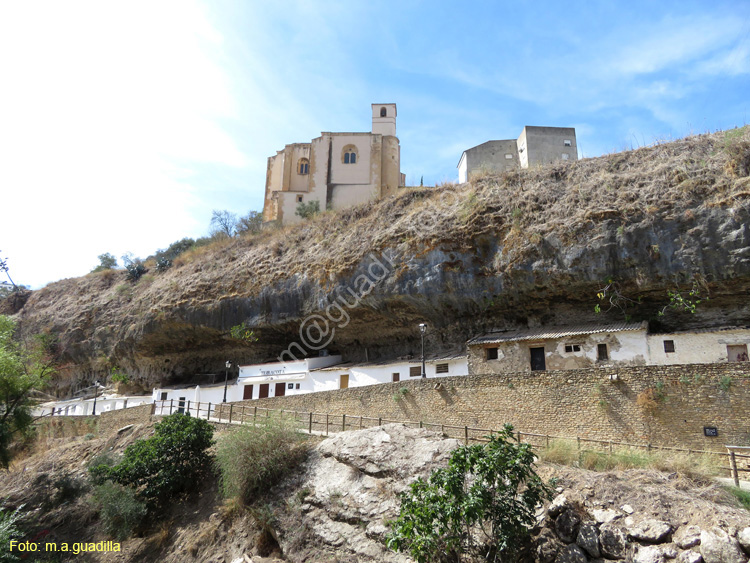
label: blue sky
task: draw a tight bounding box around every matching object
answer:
[1,0,749,289]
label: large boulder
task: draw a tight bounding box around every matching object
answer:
[700,528,748,563]
[629,520,673,544]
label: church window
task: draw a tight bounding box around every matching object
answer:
[380,107,387,117]
[297,158,309,175]
[342,145,358,164]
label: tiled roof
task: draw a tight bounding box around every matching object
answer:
[467,321,648,345]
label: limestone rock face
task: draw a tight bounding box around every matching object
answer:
[576,522,601,558]
[11,128,750,390]
[556,544,589,563]
[700,528,748,563]
[629,520,673,543]
[277,424,460,562]
[675,526,702,549]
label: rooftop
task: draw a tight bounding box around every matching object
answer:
[467,322,648,345]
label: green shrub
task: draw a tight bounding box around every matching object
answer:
[0,505,23,563]
[89,414,214,509]
[92,482,147,540]
[387,424,553,562]
[215,417,307,503]
[295,200,320,219]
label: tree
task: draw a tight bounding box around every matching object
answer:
[91,253,118,273]
[295,200,320,220]
[210,209,238,238]
[89,413,214,509]
[0,251,17,291]
[387,425,553,562]
[235,210,263,235]
[0,316,53,468]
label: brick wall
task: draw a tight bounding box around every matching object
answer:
[35,415,99,440]
[36,403,155,439]
[221,363,750,452]
[98,403,154,435]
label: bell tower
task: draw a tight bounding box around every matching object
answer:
[371,103,397,136]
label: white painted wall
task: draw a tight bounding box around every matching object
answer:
[647,329,750,365]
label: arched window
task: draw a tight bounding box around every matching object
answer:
[342,145,358,164]
[297,158,309,175]
[380,107,387,117]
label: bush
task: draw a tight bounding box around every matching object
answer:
[215,417,307,503]
[92,482,147,540]
[0,505,23,563]
[89,414,214,509]
[295,200,320,219]
[387,425,553,563]
[91,253,118,273]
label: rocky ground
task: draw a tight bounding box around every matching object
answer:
[2,423,750,562]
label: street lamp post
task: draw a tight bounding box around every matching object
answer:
[223,361,232,403]
[419,323,427,378]
[92,380,100,415]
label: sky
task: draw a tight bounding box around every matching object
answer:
[1,0,749,289]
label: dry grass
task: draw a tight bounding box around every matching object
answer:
[538,439,723,482]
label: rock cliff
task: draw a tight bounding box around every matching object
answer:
[10,127,750,393]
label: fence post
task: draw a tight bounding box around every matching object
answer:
[342,414,346,431]
[609,441,613,454]
[577,436,581,452]
[360,416,363,430]
[229,404,233,424]
[648,443,652,453]
[309,412,313,433]
[170,399,174,415]
[378,417,382,427]
[326,413,329,436]
[464,426,469,445]
[254,406,257,424]
[546,434,550,448]
[419,420,423,429]
[730,451,740,487]
[517,431,521,443]
[441,424,444,435]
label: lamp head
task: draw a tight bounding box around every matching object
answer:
[419,323,426,333]
[226,361,232,369]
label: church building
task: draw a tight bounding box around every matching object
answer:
[263,104,403,225]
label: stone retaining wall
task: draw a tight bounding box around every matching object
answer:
[221,363,750,451]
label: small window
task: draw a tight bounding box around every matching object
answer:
[564,139,572,147]
[505,153,513,159]
[295,383,300,389]
[297,158,309,175]
[561,153,570,160]
[380,107,387,117]
[296,195,303,203]
[597,343,609,361]
[392,373,400,382]
[564,344,581,353]
[486,347,499,360]
[409,366,421,377]
[664,340,675,353]
[342,145,358,164]
[435,363,449,374]
[160,392,167,401]
[287,383,294,389]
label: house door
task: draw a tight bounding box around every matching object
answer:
[243,385,253,400]
[392,373,400,382]
[177,397,186,414]
[728,344,749,362]
[340,374,349,389]
[530,347,546,371]
[258,384,269,399]
[275,382,286,397]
